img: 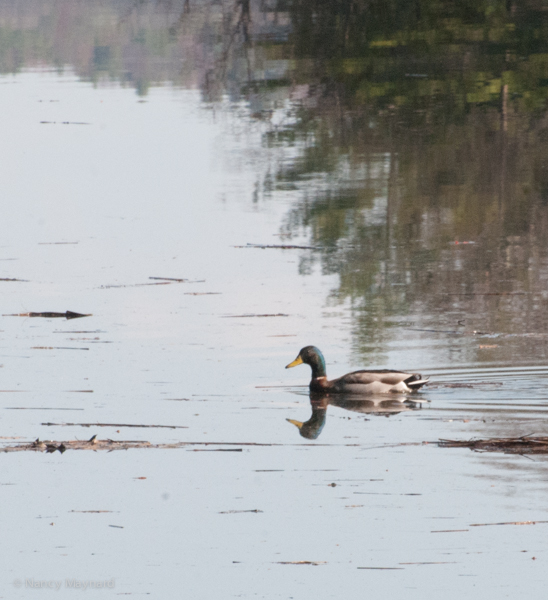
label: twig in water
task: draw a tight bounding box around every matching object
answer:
[0,278,29,282]
[149,276,188,282]
[3,311,90,319]
[41,422,188,429]
[470,520,548,527]
[222,313,289,318]
[438,436,548,454]
[234,243,318,250]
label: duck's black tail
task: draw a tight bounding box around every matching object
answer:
[405,374,429,390]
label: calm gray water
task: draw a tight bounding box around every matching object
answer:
[1,2,548,598]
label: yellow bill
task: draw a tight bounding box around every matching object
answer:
[285,355,303,369]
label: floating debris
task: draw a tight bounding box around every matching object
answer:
[222,313,289,318]
[406,327,463,334]
[399,561,458,565]
[442,291,526,296]
[3,438,152,453]
[439,436,548,454]
[40,121,90,125]
[41,422,188,429]
[100,282,170,288]
[219,509,263,514]
[32,347,89,351]
[431,529,469,533]
[46,443,66,454]
[54,331,105,334]
[149,276,187,282]
[234,243,318,250]
[255,384,307,388]
[275,561,326,566]
[3,311,91,320]
[0,278,29,282]
[267,334,297,337]
[469,520,548,527]
[191,448,243,452]
[69,510,115,513]
[100,279,204,288]
[254,470,284,472]
[1,438,360,453]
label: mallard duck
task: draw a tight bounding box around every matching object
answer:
[285,346,428,394]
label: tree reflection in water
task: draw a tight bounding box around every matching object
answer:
[2,0,548,363]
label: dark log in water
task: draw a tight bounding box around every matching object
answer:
[3,311,91,319]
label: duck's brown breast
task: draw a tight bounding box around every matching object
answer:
[310,377,330,392]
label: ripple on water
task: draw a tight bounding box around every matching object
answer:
[419,364,548,425]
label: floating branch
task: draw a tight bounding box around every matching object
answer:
[440,292,527,296]
[234,243,319,250]
[100,282,170,288]
[0,278,29,282]
[2,438,152,453]
[406,327,466,334]
[222,313,289,318]
[191,448,242,452]
[100,279,204,288]
[469,520,548,527]
[32,346,89,350]
[69,510,116,514]
[149,276,188,282]
[274,561,326,566]
[438,436,548,454]
[54,331,105,334]
[41,422,188,429]
[219,509,263,514]
[40,121,90,125]
[2,439,361,453]
[431,529,469,533]
[255,384,307,388]
[399,561,458,565]
[3,311,91,320]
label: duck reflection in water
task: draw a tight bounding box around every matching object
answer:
[287,392,425,439]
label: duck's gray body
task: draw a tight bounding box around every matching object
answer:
[312,369,428,394]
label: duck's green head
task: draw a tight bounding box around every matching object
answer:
[286,416,326,439]
[285,346,326,378]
